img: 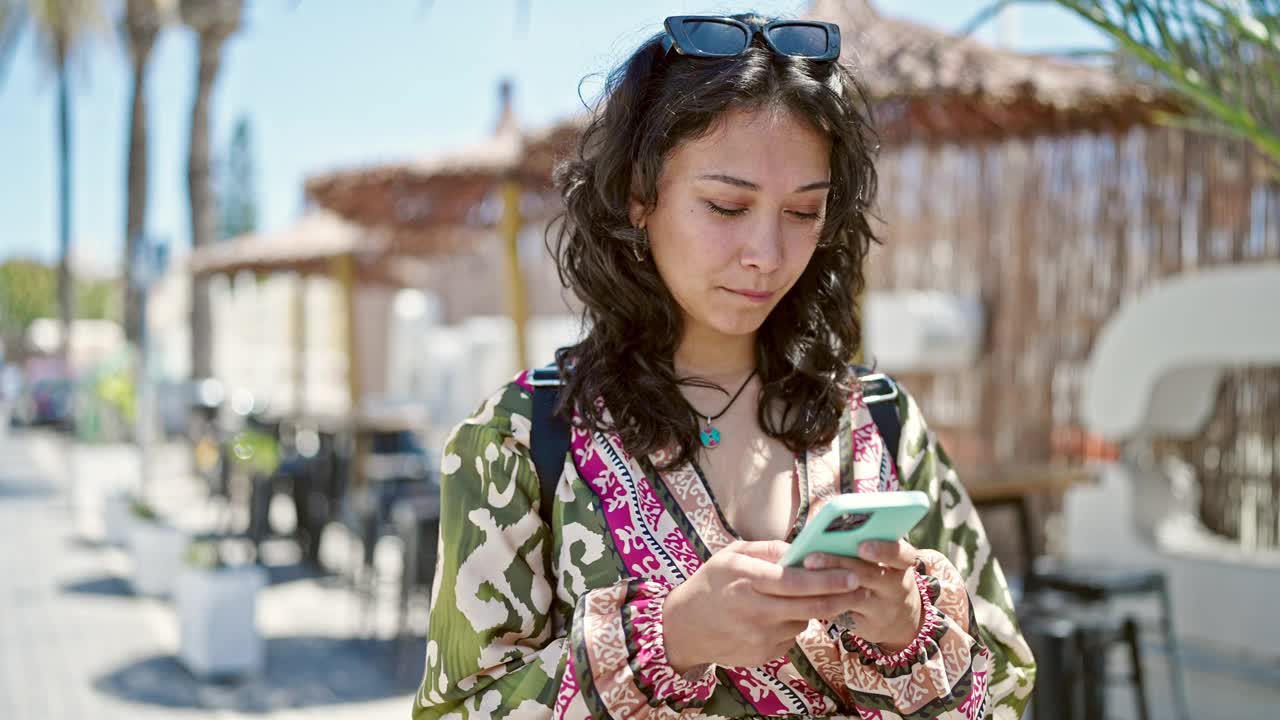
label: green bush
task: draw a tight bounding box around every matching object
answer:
[128,496,157,521]
[183,540,224,570]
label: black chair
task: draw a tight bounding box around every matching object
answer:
[237,415,287,560]
[278,429,352,566]
[1023,605,1153,720]
[1024,559,1191,720]
[340,428,434,636]
[392,491,441,677]
[1020,613,1080,720]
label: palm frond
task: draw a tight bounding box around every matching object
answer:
[969,0,1280,167]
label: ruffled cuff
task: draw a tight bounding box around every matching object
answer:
[828,557,993,720]
[841,568,943,667]
[631,581,718,704]
[572,580,716,712]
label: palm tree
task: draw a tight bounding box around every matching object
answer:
[974,0,1280,168]
[121,0,169,346]
[18,0,102,369]
[180,0,241,380]
[0,1,24,82]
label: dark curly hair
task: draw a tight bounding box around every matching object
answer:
[548,14,880,470]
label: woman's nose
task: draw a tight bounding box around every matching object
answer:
[740,216,784,274]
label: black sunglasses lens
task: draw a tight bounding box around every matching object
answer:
[767,24,831,57]
[680,19,749,56]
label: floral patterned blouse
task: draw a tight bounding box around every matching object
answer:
[413,371,1036,719]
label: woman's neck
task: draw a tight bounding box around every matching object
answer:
[673,326,756,381]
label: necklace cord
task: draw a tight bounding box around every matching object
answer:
[688,369,757,423]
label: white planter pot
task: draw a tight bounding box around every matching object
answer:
[102,492,134,547]
[72,479,107,543]
[126,521,189,598]
[174,565,268,679]
[71,444,140,543]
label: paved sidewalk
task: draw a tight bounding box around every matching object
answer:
[3,428,1279,719]
[0,429,420,720]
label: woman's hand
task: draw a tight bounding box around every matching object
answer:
[661,540,863,672]
[803,539,924,653]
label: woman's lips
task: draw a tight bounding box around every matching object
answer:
[724,288,775,303]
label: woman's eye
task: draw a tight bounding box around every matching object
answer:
[706,201,747,217]
[788,210,822,221]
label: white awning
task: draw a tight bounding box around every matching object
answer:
[862,291,985,372]
[1082,263,1280,439]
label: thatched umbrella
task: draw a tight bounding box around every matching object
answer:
[186,210,487,288]
[191,211,398,283]
[189,212,492,486]
[303,121,567,236]
[304,82,581,371]
[190,212,424,417]
[809,0,1180,145]
[188,212,488,489]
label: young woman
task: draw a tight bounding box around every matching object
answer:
[414,14,1035,720]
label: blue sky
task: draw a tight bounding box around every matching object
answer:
[0,1,1104,272]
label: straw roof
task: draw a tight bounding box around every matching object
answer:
[303,116,578,237]
[303,77,580,235]
[187,211,460,287]
[304,2,1181,244]
[302,130,512,228]
[808,0,1180,143]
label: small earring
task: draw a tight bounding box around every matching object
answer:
[632,227,648,262]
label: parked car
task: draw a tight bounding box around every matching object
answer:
[17,377,74,428]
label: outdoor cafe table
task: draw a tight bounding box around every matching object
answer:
[964,463,1095,503]
[960,463,1096,575]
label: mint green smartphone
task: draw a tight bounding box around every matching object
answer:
[778,491,931,567]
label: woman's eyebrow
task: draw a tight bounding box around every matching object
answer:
[698,174,830,193]
[795,180,832,192]
[699,173,759,190]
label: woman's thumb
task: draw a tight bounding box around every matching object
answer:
[733,539,791,563]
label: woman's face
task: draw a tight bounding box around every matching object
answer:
[634,106,831,344]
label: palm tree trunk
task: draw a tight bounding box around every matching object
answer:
[187,34,225,380]
[124,49,152,345]
[56,54,73,371]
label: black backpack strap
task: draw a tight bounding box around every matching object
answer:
[529,363,569,527]
[855,367,903,465]
[532,363,899,521]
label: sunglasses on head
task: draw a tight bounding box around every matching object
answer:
[662,15,841,62]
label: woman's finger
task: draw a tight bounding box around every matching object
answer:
[856,562,907,594]
[732,539,793,564]
[764,589,865,622]
[733,552,857,596]
[802,554,906,592]
[750,563,861,597]
[857,539,918,570]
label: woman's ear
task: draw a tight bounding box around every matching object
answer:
[628,197,648,229]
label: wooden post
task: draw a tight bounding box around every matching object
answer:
[292,274,306,418]
[331,253,363,488]
[500,178,530,371]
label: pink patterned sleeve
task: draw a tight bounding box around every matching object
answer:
[827,550,994,720]
[564,578,718,717]
[812,381,1034,718]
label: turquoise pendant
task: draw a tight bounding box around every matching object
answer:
[699,425,722,449]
